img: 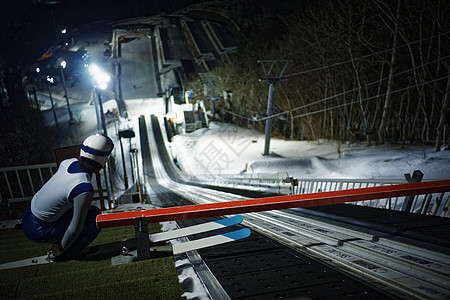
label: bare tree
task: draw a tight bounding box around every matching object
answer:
[435,71,450,151]
[376,0,401,144]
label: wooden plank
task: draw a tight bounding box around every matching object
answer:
[96,180,450,229]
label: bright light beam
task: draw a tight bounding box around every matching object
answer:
[89,63,110,89]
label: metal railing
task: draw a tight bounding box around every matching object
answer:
[2,162,448,219]
[295,178,450,217]
[195,172,294,195]
[193,173,449,217]
[0,163,57,203]
[0,163,111,218]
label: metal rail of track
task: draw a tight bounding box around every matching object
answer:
[165,178,450,299]
[165,180,450,299]
[145,115,450,299]
[243,210,450,299]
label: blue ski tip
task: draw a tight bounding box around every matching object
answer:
[215,215,243,227]
[222,228,251,240]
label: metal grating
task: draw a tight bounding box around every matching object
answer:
[177,218,394,299]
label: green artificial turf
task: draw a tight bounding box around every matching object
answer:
[0,223,183,299]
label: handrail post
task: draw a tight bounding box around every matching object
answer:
[95,172,106,211]
[134,217,151,260]
[401,170,423,212]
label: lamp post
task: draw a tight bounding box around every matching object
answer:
[56,58,74,124]
[96,89,108,135]
[89,64,111,135]
[88,64,115,207]
[36,67,58,126]
[45,76,59,126]
[119,129,135,189]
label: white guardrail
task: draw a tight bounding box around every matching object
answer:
[0,163,57,204]
[196,173,450,218]
[1,163,449,219]
[0,163,111,218]
[195,172,294,195]
[295,178,450,217]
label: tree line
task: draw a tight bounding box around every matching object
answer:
[209,0,449,150]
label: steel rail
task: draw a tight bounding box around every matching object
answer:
[158,178,450,299]
[97,179,450,228]
[242,210,450,299]
[139,115,450,299]
[149,165,450,299]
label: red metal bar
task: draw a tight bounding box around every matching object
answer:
[97,180,450,229]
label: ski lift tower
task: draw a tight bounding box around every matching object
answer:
[258,60,290,155]
[199,73,221,119]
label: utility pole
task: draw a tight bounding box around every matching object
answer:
[45,77,58,126]
[36,67,58,125]
[258,60,290,155]
[118,129,135,190]
[96,89,108,135]
[199,73,221,119]
[56,58,74,124]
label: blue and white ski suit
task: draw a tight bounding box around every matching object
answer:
[22,158,101,261]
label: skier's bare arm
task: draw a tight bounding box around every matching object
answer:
[61,191,93,251]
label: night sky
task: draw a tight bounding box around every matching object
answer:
[0,0,210,67]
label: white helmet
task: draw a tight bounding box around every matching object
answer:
[80,134,114,166]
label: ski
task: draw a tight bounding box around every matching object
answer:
[171,227,251,254]
[149,215,243,243]
[0,223,250,270]
[112,228,252,265]
[0,254,51,270]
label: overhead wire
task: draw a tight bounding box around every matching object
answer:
[283,31,449,78]
[291,76,448,119]
[219,30,449,124]
[252,55,449,122]
[224,71,448,123]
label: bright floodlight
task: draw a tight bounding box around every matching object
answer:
[97,72,110,84]
[88,64,99,76]
[89,63,110,88]
[36,67,40,73]
[61,28,67,34]
[60,60,67,68]
[99,82,108,90]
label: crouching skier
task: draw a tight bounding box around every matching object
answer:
[22,134,114,261]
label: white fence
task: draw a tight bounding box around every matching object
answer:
[195,172,294,195]
[1,163,448,219]
[196,174,449,217]
[295,178,450,217]
[0,163,111,219]
[0,163,57,204]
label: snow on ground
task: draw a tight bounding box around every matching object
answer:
[168,120,450,300]
[171,121,450,181]
[125,98,166,117]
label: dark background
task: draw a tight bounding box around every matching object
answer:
[0,0,211,67]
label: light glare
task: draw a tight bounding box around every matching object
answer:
[89,63,110,89]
